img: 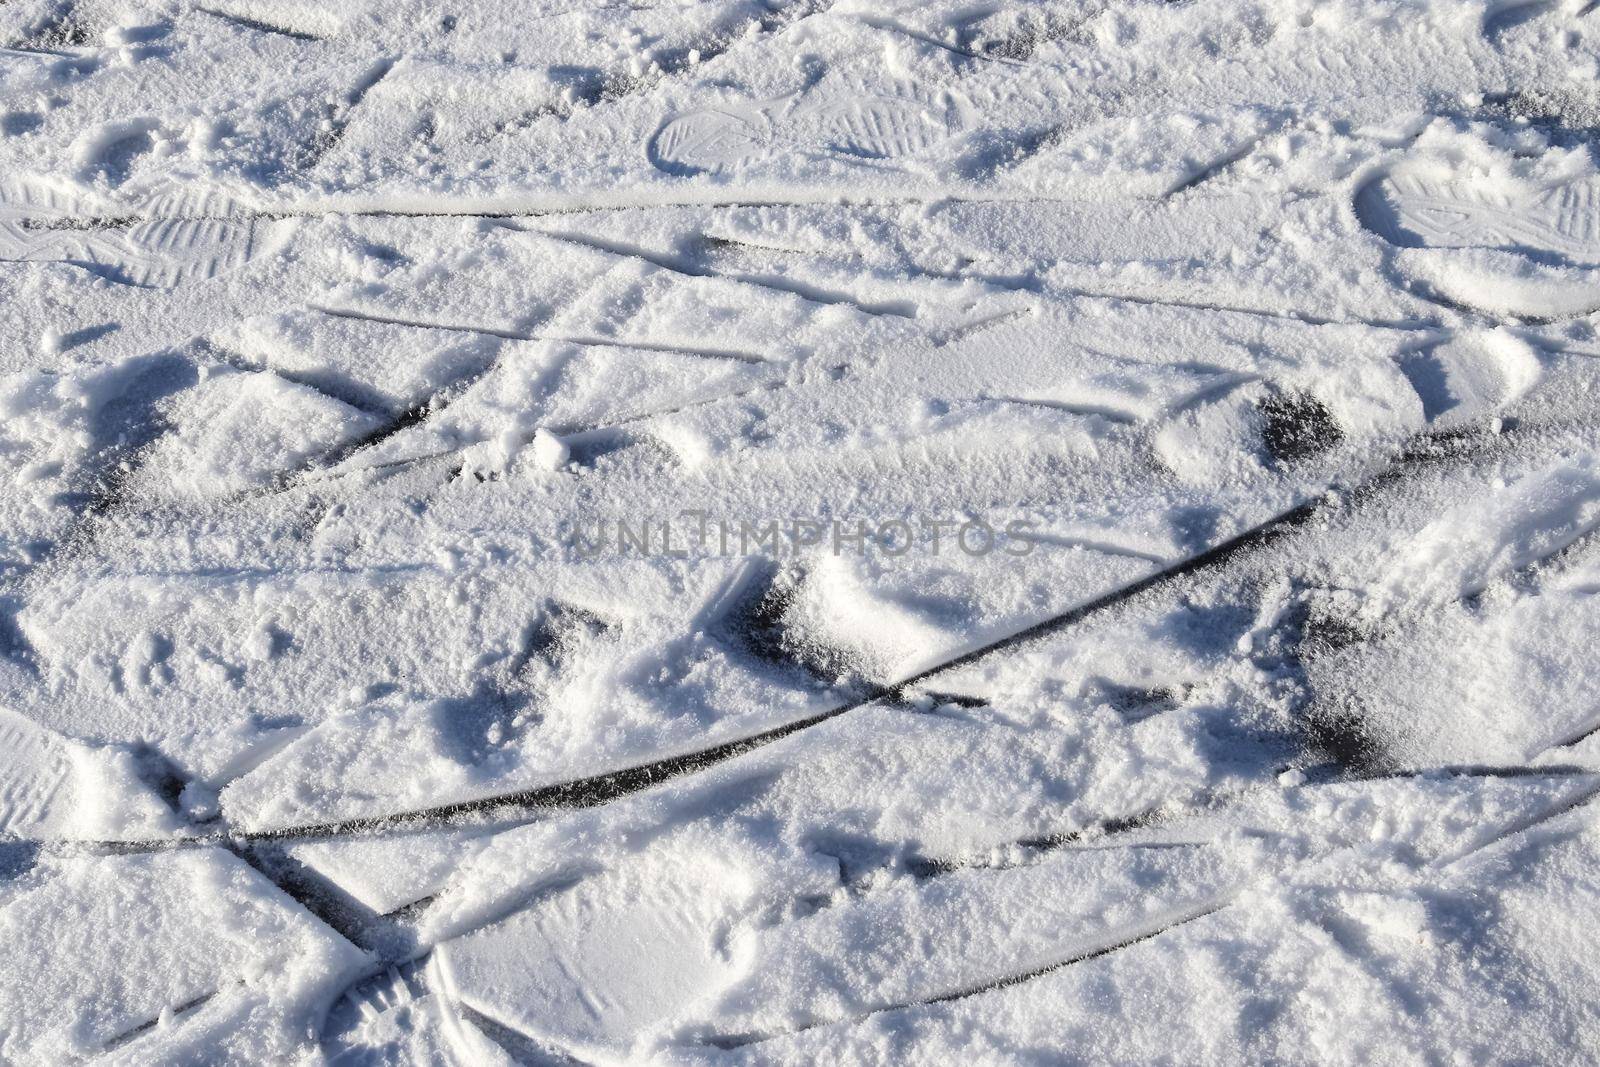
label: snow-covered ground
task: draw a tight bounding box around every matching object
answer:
[3,0,1600,1061]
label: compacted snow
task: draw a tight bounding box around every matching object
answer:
[4,0,1600,1062]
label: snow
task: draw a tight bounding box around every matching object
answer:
[4,0,1600,1061]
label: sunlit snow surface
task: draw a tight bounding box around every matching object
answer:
[4,0,1600,1061]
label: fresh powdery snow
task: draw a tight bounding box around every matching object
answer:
[5,0,1600,1062]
